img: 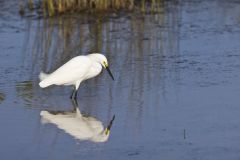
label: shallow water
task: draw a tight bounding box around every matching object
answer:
[1,0,240,159]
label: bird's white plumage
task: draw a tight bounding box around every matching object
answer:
[39,56,93,88]
[39,53,113,100]
[39,72,49,81]
[39,54,110,88]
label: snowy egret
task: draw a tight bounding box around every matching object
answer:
[39,53,114,100]
[40,107,115,142]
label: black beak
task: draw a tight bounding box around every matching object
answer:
[106,66,114,80]
[107,115,115,131]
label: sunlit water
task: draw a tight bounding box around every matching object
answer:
[0,0,240,159]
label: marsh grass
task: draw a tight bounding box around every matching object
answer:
[22,0,163,17]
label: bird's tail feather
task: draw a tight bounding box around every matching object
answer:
[39,71,49,81]
[39,72,50,88]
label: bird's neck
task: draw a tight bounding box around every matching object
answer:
[87,54,102,64]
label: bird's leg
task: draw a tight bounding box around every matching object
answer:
[74,89,78,100]
[71,98,78,112]
[73,82,81,101]
[70,87,76,100]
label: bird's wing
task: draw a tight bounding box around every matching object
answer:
[39,56,92,87]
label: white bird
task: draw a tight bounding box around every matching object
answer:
[39,53,114,100]
[40,108,115,142]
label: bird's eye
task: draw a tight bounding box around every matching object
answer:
[103,61,108,67]
[105,129,110,135]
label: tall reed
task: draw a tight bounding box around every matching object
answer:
[23,0,163,17]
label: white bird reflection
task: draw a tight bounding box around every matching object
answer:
[40,100,115,143]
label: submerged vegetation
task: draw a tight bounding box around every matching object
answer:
[0,92,5,104]
[20,0,163,17]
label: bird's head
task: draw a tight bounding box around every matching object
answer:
[90,53,114,80]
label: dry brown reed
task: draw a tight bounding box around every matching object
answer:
[23,0,163,17]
